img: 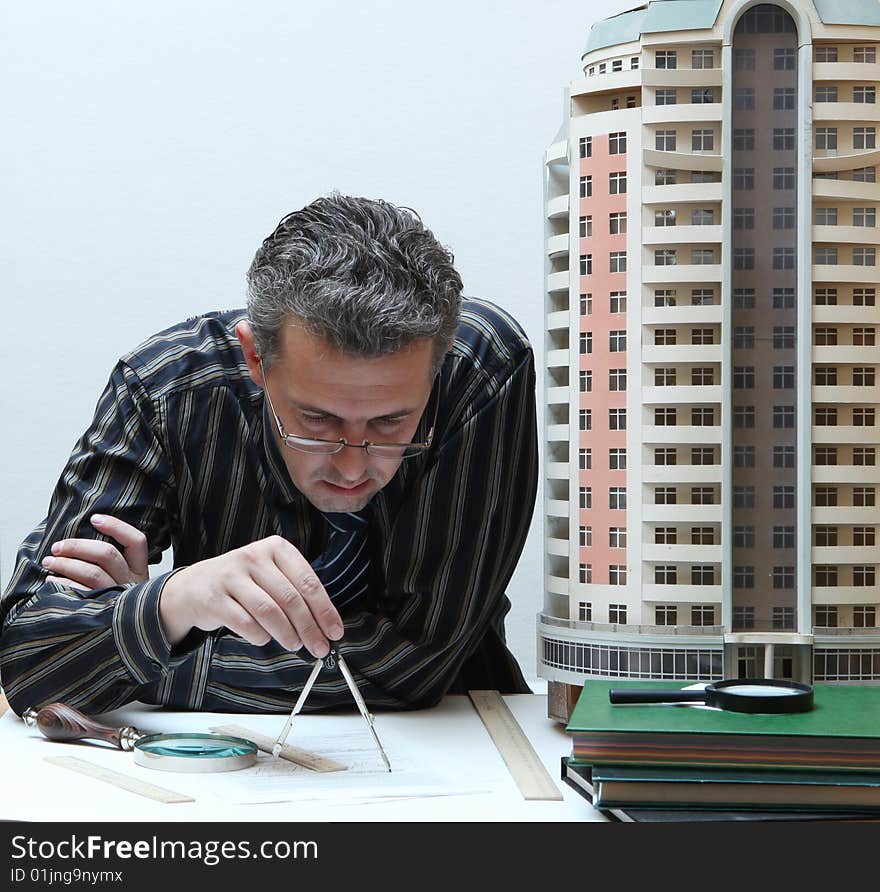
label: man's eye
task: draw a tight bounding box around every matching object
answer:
[301,413,331,425]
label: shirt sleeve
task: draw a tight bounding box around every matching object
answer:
[0,361,189,715]
[205,343,539,711]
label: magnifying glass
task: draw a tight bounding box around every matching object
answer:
[608,678,814,714]
[22,702,257,772]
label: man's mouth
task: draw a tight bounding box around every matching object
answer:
[322,479,373,494]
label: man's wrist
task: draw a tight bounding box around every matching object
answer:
[157,566,193,647]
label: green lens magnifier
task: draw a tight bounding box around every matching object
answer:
[23,702,257,772]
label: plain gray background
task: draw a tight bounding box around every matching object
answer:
[0,0,628,685]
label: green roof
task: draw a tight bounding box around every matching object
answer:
[584,0,724,54]
[812,0,880,26]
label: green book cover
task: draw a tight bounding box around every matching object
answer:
[566,680,880,740]
[566,680,880,771]
[585,762,880,812]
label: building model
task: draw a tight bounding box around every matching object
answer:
[539,0,880,720]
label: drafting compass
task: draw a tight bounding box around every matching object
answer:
[272,646,392,772]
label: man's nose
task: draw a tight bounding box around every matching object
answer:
[332,441,370,481]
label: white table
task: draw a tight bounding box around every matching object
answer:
[0,694,606,823]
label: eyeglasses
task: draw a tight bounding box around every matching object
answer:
[260,360,438,460]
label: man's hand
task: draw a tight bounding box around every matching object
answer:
[42,515,149,590]
[158,536,344,657]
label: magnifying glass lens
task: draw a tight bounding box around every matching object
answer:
[719,684,802,697]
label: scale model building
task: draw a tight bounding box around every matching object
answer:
[539,0,880,720]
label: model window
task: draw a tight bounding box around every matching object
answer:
[815,127,837,150]
[733,129,755,150]
[655,129,676,151]
[608,131,626,154]
[854,127,876,149]
[773,87,795,110]
[814,46,838,63]
[734,88,754,109]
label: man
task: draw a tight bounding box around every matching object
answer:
[0,194,538,716]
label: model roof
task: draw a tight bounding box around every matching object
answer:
[584,0,880,55]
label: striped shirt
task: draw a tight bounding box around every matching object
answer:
[0,299,538,715]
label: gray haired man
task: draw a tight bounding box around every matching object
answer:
[0,194,538,715]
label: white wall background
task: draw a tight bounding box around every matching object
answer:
[0,0,628,686]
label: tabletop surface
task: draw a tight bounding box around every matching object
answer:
[0,693,606,823]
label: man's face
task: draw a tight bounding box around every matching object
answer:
[238,320,436,513]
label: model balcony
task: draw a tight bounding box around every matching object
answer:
[641,224,722,245]
[641,464,721,484]
[641,305,722,326]
[642,344,722,364]
[641,67,723,88]
[546,140,568,165]
[642,263,722,283]
[812,465,880,485]
[814,102,880,123]
[814,178,880,203]
[546,537,569,557]
[640,582,722,602]
[813,224,880,245]
[813,545,880,563]
[813,61,880,83]
[642,103,722,125]
[812,346,880,364]
[546,499,569,519]
[546,311,569,333]
[812,506,879,524]
[640,384,722,404]
[643,182,723,205]
[546,270,569,293]
[546,384,569,404]
[546,423,570,441]
[813,305,880,325]
[813,384,880,403]
[545,461,570,480]
[813,425,880,445]
[813,149,880,174]
[643,543,722,563]
[546,233,569,258]
[546,194,569,220]
[813,264,880,284]
[545,573,569,596]
[641,423,722,445]
[642,504,722,523]
[546,348,569,368]
[570,69,641,100]
[642,149,722,173]
[812,585,880,605]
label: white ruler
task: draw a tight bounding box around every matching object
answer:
[44,755,194,803]
[468,690,563,801]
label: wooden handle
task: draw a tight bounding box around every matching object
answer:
[33,702,136,750]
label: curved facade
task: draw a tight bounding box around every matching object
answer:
[541,0,880,720]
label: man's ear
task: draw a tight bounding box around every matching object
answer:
[235,321,264,387]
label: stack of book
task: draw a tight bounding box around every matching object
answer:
[563,679,880,821]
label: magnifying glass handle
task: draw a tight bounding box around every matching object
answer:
[22,702,142,751]
[609,689,708,705]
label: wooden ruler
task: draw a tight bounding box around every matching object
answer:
[468,690,562,801]
[211,723,346,772]
[44,755,194,803]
